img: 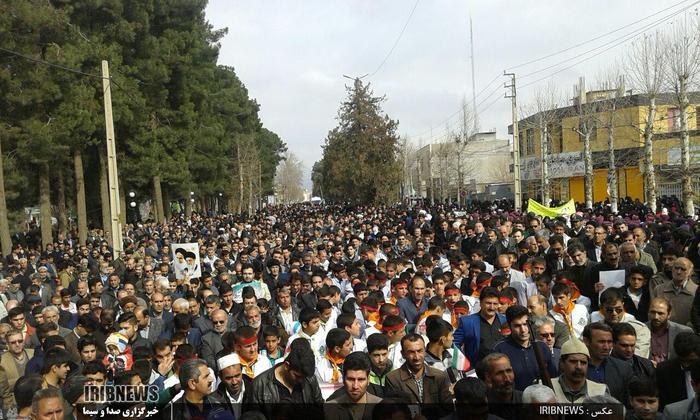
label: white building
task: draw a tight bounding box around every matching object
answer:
[407,131,512,202]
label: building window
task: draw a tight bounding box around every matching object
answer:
[667,107,681,132]
[526,128,535,155]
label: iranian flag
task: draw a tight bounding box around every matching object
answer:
[452,344,471,371]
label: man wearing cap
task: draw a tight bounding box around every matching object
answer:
[211,352,246,419]
[551,339,609,403]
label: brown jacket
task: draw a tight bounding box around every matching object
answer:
[385,363,452,406]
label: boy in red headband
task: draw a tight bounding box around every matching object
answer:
[234,326,272,381]
[382,315,406,371]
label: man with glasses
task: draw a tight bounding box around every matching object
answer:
[201,309,229,370]
[533,317,560,367]
[593,287,651,358]
[654,257,696,327]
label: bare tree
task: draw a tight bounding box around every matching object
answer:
[665,16,700,216]
[572,77,595,209]
[626,32,666,212]
[594,69,627,213]
[521,81,563,205]
[275,151,305,204]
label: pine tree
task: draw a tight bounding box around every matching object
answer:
[320,78,401,203]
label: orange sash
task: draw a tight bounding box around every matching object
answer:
[553,301,575,335]
[240,353,259,379]
[325,352,345,384]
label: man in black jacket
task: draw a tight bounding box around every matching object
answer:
[583,322,634,406]
[610,322,655,382]
[656,332,700,410]
[249,337,323,417]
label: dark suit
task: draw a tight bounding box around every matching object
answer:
[586,243,605,263]
[645,321,694,362]
[656,358,691,410]
[64,329,82,364]
[588,357,633,406]
[200,331,224,370]
[141,317,165,345]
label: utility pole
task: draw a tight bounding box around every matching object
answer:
[101,61,123,257]
[504,72,522,210]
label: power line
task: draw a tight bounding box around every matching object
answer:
[0,46,104,80]
[518,0,699,85]
[507,0,694,70]
[368,0,420,78]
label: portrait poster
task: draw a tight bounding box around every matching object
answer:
[172,243,202,279]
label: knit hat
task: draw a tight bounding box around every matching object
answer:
[105,331,129,353]
[560,339,590,359]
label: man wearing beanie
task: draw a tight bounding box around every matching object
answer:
[551,339,609,403]
[210,352,246,419]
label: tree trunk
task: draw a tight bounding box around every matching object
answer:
[541,125,550,205]
[153,174,165,224]
[56,165,68,237]
[74,149,88,245]
[644,98,657,213]
[679,77,694,216]
[163,190,171,220]
[98,149,112,244]
[237,141,244,214]
[119,177,127,225]
[607,122,618,214]
[0,136,13,256]
[583,128,593,209]
[185,194,192,219]
[39,163,52,250]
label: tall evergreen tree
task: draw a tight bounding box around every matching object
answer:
[320,78,401,204]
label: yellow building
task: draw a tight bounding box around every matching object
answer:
[516,90,700,204]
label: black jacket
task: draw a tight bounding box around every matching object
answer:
[656,358,691,410]
[249,364,323,417]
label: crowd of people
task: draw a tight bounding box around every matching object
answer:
[3,197,700,420]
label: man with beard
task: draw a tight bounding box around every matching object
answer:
[211,352,246,419]
[478,352,521,420]
[646,297,693,364]
[566,241,598,303]
[650,248,680,292]
[454,287,505,363]
[551,339,608,403]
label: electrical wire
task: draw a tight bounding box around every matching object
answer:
[519,1,700,89]
[0,46,105,79]
[368,0,420,78]
[508,0,694,70]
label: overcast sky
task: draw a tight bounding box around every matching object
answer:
[205,0,694,186]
